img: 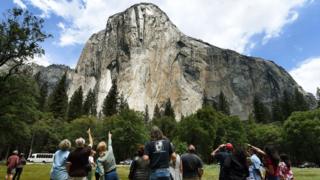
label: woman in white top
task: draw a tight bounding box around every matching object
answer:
[169,153,182,180]
[87,150,96,180]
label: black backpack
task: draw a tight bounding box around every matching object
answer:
[223,155,249,180]
[20,157,27,165]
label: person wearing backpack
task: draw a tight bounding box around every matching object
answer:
[223,147,249,180]
[211,143,234,180]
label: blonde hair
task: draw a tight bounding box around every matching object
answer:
[97,141,107,152]
[59,139,71,151]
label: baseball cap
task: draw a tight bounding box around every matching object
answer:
[225,143,233,150]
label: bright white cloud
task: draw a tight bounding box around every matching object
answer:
[290,57,320,94]
[13,0,27,9]
[21,0,309,53]
[29,54,53,67]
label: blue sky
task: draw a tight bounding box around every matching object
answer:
[1,0,320,94]
[250,1,320,69]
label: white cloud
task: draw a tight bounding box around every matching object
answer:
[13,0,27,9]
[29,54,52,67]
[21,0,309,53]
[290,57,320,94]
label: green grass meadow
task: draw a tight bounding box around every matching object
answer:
[0,164,319,180]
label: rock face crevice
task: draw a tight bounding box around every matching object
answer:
[64,3,316,120]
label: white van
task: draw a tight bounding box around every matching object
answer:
[28,153,54,163]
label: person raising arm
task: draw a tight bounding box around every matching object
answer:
[87,128,93,148]
[211,143,234,180]
[211,144,226,157]
[66,128,93,179]
[96,131,119,180]
[248,144,280,180]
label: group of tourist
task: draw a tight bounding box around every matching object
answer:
[127,127,294,180]
[5,126,294,180]
[211,143,294,180]
[127,126,203,180]
[5,150,26,180]
[50,128,118,180]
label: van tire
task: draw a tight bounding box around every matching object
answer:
[42,161,46,163]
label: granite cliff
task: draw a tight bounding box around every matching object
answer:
[36,3,315,120]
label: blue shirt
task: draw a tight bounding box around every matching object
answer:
[50,150,70,180]
[248,154,262,180]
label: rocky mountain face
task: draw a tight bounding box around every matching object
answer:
[35,3,315,120]
[0,63,72,95]
[29,64,73,95]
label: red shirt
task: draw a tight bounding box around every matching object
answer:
[7,155,19,169]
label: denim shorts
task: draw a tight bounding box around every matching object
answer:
[150,168,171,180]
[104,169,119,180]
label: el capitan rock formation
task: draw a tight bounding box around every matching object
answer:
[51,3,315,120]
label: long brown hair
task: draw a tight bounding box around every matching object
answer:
[265,145,280,166]
[150,126,164,141]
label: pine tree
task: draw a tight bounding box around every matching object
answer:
[153,104,161,120]
[144,105,150,123]
[34,72,48,111]
[281,90,294,119]
[102,80,119,117]
[218,91,230,115]
[164,99,175,118]
[271,99,284,122]
[98,111,102,119]
[119,94,129,112]
[247,113,255,124]
[253,96,263,122]
[253,95,271,123]
[68,86,83,120]
[202,91,210,107]
[34,71,41,83]
[38,82,48,111]
[83,89,97,116]
[212,100,218,110]
[181,113,185,120]
[293,88,308,112]
[48,73,68,119]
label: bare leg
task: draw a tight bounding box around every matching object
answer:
[5,174,13,180]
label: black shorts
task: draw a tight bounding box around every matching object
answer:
[7,168,15,175]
